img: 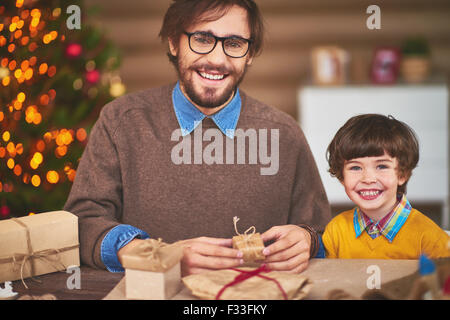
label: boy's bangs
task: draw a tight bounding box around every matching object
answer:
[341,131,395,161]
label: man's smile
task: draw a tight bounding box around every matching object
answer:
[198,71,227,80]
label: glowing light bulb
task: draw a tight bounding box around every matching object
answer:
[46,171,59,184]
[2,131,10,142]
[31,175,41,187]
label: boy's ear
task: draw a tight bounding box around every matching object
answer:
[398,172,408,186]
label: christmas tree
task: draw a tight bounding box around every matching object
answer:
[0,0,125,219]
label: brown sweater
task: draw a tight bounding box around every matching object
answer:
[64,84,331,269]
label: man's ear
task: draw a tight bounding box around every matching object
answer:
[246,55,253,66]
[168,37,178,57]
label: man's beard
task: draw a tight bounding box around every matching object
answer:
[176,60,248,109]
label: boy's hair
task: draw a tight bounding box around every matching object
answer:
[159,0,265,66]
[326,114,419,195]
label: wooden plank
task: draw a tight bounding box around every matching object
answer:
[88,11,450,50]
[85,0,450,17]
[240,83,300,118]
[264,12,450,44]
[12,266,123,300]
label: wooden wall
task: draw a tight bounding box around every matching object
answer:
[85,0,450,120]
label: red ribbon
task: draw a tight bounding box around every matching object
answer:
[215,264,288,300]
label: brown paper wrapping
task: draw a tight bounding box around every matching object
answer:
[120,238,184,272]
[0,211,80,286]
[231,216,265,262]
[232,233,265,262]
[182,267,312,300]
[125,262,182,300]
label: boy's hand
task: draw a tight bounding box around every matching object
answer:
[261,225,311,273]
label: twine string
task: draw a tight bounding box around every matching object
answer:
[215,265,288,300]
[233,216,256,241]
[135,238,167,269]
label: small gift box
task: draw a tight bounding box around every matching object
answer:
[182,265,312,300]
[120,238,184,300]
[231,216,265,263]
[0,211,80,288]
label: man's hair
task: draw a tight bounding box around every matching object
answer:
[159,0,264,65]
[326,114,419,195]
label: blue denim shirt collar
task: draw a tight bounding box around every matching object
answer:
[172,81,241,139]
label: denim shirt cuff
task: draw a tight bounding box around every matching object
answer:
[100,224,150,273]
[314,235,326,258]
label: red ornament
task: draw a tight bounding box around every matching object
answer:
[0,205,10,218]
[65,43,82,58]
[85,69,100,84]
[371,47,401,84]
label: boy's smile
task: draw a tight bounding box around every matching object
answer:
[358,189,382,200]
[342,152,407,221]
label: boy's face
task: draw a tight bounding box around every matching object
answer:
[341,152,407,221]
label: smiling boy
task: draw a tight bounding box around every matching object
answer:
[322,114,450,259]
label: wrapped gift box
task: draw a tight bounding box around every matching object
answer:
[182,266,313,300]
[125,262,181,300]
[231,216,265,263]
[232,232,265,262]
[121,239,184,300]
[0,211,80,285]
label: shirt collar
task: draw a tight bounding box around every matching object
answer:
[172,81,241,139]
[353,194,412,242]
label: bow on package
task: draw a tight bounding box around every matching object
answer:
[120,238,184,272]
[232,216,265,262]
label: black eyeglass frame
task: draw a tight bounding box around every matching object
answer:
[183,31,253,58]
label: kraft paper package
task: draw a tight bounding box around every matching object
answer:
[0,211,80,288]
[183,266,312,300]
[231,216,265,263]
[120,238,185,300]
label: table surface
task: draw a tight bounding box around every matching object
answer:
[8,258,420,300]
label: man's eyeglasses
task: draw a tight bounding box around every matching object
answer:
[184,31,252,58]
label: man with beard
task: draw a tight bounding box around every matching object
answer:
[64,0,331,276]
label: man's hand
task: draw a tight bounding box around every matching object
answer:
[178,237,243,276]
[261,225,311,273]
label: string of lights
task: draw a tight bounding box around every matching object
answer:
[0,0,125,218]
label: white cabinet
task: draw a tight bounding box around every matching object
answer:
[299,84,449,228]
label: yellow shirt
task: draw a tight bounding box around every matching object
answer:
[322,208,450,259]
